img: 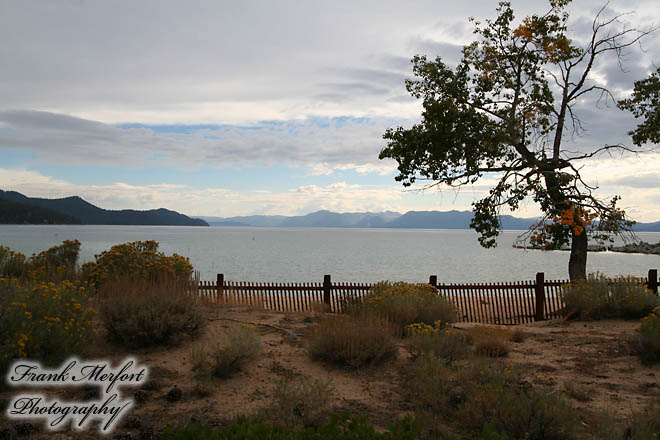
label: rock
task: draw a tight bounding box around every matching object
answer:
[165,386,182,402]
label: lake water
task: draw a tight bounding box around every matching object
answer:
[1,225,659,283]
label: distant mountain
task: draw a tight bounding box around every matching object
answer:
[0,198,81,224]
[279,210,401,228]
[200,210,540,230]
[633,221,660,232]
[0,190,208,226]
[203,209,660,232]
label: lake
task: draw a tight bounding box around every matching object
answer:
[1,225,658,283]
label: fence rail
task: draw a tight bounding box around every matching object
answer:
[192,269,659,325]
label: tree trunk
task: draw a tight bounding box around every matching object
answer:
[568,230,588,281]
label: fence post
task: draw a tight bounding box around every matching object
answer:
[217,273,224,303]
[535,272,545,321]
[429,275,437,288]
[323,274,332,309]
[648,269,658,295]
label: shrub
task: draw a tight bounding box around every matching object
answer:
[624,403,660,440]
[163,413,422,440]
[356,281,458,333]
[25,240,81,281]
[405,322,469,362]
[562,273,660,320]
[509,329,526,343]
[259,377,335,428]
[82,240,193,288]
[0,246,27,278]
[0,277,95,375]
[308,314,398,367]
[465,326,512,357]
[635,306,660,363]
[99,277,205,348]
[208,325,261,378]
[408,358,581,440]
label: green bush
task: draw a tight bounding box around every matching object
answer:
[208,325,261,378]
[308,313,398,367]
[0,277,94,375]
[408,358,581,440]
[163,413,422,440]
[562,273,660,320]
[0,245,27,278]
[635,306,660,364]
[25,240,81,281]
[355,281,458,334]
[405,323,469,363]
[259,377,335,428]
[99,277,205,348]
[623,403,660,440]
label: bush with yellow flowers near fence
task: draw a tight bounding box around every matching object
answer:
[636,306,660,364]
[81,240,193,287]
[355,281,458,335]
[0,276,95,378]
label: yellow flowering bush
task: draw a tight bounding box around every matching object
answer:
[562,273,660,320]
[82,240,193,287]
[356,281,458,333]
[0,277,95,375]
[0,245,27,278]
[636,306,660,364]
[405,321,468,362]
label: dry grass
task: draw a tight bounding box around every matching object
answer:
[98,277,206,348]
[466,326,513,357]
[307,313,398,367]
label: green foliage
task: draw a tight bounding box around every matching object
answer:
[356,281,458,333]
[379,0,643,280]
[207,325,261,378]
[0,245,26,278]
[163,413,423,440]
[405,322,469,363]
[259,377,335,428]
[25,240,81,282]
[408,357,581,440]
[635,306,660,364]
[99,277,205,348]
[81,240,193,287]
[619,67,660,146]
[624,403,660,440]
[307,313,398,367]
[0,277,95,375]
[562,273,660,320]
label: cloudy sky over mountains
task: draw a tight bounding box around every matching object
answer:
[1,0,659,220]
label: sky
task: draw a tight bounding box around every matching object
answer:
[1,0,659,221]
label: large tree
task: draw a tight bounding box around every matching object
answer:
[380,1,654,281]
[619,67,660,145]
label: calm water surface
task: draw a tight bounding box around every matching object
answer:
[1,225,658,283]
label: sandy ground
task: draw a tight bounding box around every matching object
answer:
[1,304,658,439]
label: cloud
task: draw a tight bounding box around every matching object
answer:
[0,168,412,217]
[0,110,407,171]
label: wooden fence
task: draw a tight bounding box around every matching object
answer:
[194,269,659,325]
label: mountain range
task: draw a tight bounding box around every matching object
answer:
[3,189,660,231]
[202,210,660,232]
[0,190,208,226]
